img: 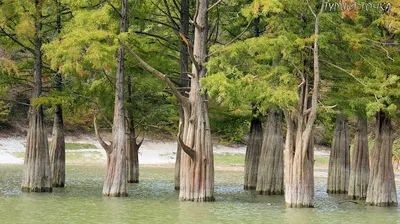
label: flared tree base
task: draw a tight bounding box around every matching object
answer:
[52,183,64,188]
[128,180,139,183]
[327,190,348,194]
[244,186,256,190]
[367,202,397,207]
[21,187,52,193]
[102,192,128,197]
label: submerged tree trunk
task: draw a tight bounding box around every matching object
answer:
[244,111,262,190]
[175,0,190,191]
[49,0,65,188]
[256,109,284,194]
[366,111,397,206]
[284,5,322,207]
[348,117,369,200]
[327,114,350,194]
[21,0,52,193]
[98,0,128,197]
[178,0,214,202]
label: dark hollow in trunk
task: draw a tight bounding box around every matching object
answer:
[366,111,397,206]
[21,0,52,193]
[256,109,284,195]
[348,117,369,200]
[244,115,262,190]
[327,114,350,194]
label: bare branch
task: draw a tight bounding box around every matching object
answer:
[105,0,122,18]
[208,0,223,11]
[179,32,200,72]
[93,115,112,154]
[119,39,189,107]
[320,59,367,87]
[177,122,195,159]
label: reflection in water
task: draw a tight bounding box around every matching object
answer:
[0,164,399,223]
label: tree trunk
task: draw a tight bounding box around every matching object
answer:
[50,102,65,187]
[327,114,350,194]
[178,0,214,202]
[21,0,52,193]
[366,111,397,206]
[175,0,190,191]
[348,117,369,200]
[50,1,65,188]
[256,108,284,195]
[101,0,128,197]
[244,111,262,190]
[284,5,322,207]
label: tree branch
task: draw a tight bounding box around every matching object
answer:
[93,115,112,154]
[177,122,195,159]
[119,39,189,107]
[208,0,223,11]
[179,32,200,73]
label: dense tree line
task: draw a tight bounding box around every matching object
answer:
[0,0,399,207]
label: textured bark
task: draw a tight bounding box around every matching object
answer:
[256,109,284,195]
[175,0,190,191]
[244,113,262,190]
[50,1,65,188]
[284,5,322,207]
[50,103,65,188]
[327,114,350,194]
[101,0,128,197]
[179,0,214,202]
[21,0,52,193]
[366,111,397,206]
[348,117,369,200]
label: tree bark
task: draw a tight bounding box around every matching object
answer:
[101,0,128,197]
[175,0,190,191]
[256,108,284,195]
[327,114,350,194]
[366,111,397,206]
[179,0,214,202]
[348,117,369,200]
[244,110,262,190]
[50,2,65,188]
[284,4,322,207]
[21,0,52,193]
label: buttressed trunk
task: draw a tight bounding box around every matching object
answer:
[101,0,128,197]
[327,114,350,194]
[50,0,65,188]
[348,117,369,200]
[178,0,214,202]
[284,3,322,208]
[256,108,284,195]
[244,112,262,190]
[175,0,190,191]
[21,0,52,193]
[366,111,397,206]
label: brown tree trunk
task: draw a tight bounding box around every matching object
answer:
[175,0,190,191]
[327,114,350,194]
[284,4,322,207]
[21,0,52,193]
[101,0,128,197]
[49,1,65,188]
[244,110,262,190]
[366,111,397,206]
[348,117,369,200]
[256,108,284,195]
[178,0,214,202]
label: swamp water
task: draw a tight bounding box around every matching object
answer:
[0,164,399,224]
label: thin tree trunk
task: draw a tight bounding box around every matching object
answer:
[179,0,214,202]
[244,110,262,190]
[50,1,65,188]
[175,0,190,191]
[366,111,397,206]
[101,0,128,197]
[348,117,369,200]
[256,108,284,195]
[327,114,350,194]
[21,0,52,192]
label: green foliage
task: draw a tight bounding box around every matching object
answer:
[0,87,9,123]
